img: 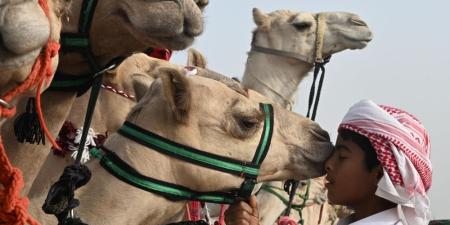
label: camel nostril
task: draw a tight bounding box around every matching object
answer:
[350,16,367,26]
[195,0,209,10]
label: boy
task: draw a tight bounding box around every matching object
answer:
[225,100,432,225]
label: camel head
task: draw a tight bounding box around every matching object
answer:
[0,0,70,96]
[251,8,373,63]
[63,0,207,58]
[122,64,333,193]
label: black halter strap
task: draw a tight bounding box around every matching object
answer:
[283,56,331,219]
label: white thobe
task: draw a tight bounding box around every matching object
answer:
[337,208,403,225]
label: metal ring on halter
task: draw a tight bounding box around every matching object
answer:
[68,209,74,219]
[0,98,13,109]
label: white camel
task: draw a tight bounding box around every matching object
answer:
[242,8,372,109]
[30,60,334,225]
[243,8,372,225]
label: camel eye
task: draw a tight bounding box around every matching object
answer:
[292,22,311,31]
[231,115,262,139]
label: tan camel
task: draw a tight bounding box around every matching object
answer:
[0,0,70,123]
[1,0,208,195]
[30,60,333,225]
[243,8,372,225]
[26,52,244,215]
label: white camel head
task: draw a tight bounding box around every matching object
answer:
[252,8,373,62]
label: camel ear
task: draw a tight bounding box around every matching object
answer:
[159,68,191,123]
[187,48,207,69]
[253,8,271,29]
[131,73,155,102]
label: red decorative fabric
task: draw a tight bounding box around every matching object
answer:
[52,121,107,156]
[277,216,298,225]
[188,201,202,221]
[145,48,172,61]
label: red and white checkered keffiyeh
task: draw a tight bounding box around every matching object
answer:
[338,99,432,225]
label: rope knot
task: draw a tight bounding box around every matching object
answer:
[42,164,91,224]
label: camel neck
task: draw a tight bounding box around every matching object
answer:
[242,52,313,109]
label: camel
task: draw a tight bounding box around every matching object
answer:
[26,53,246,221]
[0,0,69,223]
[1,0,208,195]
[186,8,373,225]
[242,8,372,109]
[258,180,337,225]
[242,8,373,225]
[30,60,334,225]
[0,0,70,122]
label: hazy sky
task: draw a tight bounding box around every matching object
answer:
[171,0,450,219]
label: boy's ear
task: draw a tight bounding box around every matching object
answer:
[374,165,384,182]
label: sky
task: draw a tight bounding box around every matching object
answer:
[171,0,450,219]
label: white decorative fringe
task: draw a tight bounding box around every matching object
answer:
[201,203,213,225]
[69,127,98,164]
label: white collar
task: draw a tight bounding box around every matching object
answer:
[337,208,402,225]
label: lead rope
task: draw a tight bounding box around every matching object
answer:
[280,14,330,225]
[42,60,121,225]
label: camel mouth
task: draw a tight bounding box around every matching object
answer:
[302,141,334,164]
[113,0,204,49]
[343,33,373,49]
[157,35,195,50]
[115,9,198,50]
[257,161,325,182]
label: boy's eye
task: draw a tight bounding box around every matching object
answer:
[338,155,348,161]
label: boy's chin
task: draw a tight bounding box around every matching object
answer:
[326,192,340,205]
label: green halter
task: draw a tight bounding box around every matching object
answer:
[47,0,100,96]
[91,103,274,204]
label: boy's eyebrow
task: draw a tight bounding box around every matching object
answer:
[335,144,351,152]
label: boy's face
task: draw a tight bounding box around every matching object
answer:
[324,135,380,207]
